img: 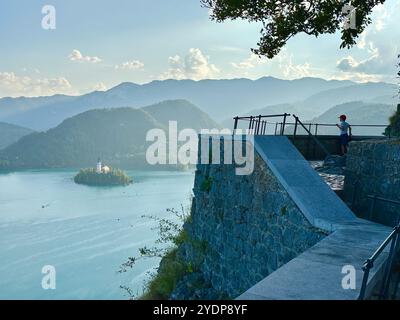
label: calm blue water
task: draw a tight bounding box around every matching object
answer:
[0,169,194,300]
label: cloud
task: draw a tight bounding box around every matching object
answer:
[373,4,390,31]
[160,48,220,80]
[115,60,144,70]
[335,0,399,82]
[337,42,396,77]
[0,72,74,97]
[68,49,102,64]
[231,54,269,69]
[276,49,315,79]
[92,82,107,91]
[330,71,383,83]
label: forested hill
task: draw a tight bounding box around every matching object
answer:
[0,122,34,150]
[0,100,218,170]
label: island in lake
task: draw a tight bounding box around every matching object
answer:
[74,159,133,186]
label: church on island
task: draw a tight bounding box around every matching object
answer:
[96,158,110,174]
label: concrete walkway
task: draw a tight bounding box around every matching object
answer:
[254,136,356,232]
[237,136,392,300]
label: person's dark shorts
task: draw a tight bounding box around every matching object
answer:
[340,133,349,146]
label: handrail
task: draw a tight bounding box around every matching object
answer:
[234,113,291,120]
[292,114,330,157]
[233,113,388,137]
[233,113,290,135]
[359,195,400,300]
[359,222,400,300]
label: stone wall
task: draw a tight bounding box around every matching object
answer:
[344,140,400,227]
[171,151,327,299]
[288,135,387,161]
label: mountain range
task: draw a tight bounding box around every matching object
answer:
[0,100,218,170]
[1,77,397,131]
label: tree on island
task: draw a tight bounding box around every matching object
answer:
[74,167,133,186]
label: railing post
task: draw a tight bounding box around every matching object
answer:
[262,121,266,135]
[359,259,373,300]
[391,225,400,299]
[281,113,288,135]
[274,123,278,136]
[293,116,298,139]
[380,226,399,299]
[315,124,319,136]
[249,116,254,135]
[257,115,262,135]
[233,117,239,134]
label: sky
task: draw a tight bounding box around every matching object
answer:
[0,0,399,98]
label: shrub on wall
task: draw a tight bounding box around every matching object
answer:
[386,105,400,137]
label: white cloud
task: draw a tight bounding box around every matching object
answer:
[373,4,390,31]
[160,48,220,80]
[68,49,102,64]
[335,0,400,83]
[276,49,314,79]
[337,41,396,77]
[330,72,383,83]
[0,72,75,97]
[115,60,144,70]
[92,82,107,91]
[231,54,269,69]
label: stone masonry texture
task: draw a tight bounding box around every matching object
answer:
[170,152,327,299]
[344,139,400,227]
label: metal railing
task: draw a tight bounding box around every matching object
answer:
[359,221,400,300]
[292,114,330,157]
[359,195,400,300]
[233,113,389,138]
[233,113,290,135]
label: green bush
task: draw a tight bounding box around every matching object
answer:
[386,107,400,137]
[140,248,187,300]
[200,176,213,193]
[119,206,197,300]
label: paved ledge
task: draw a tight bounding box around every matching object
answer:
[236,136,392,300]
[237,224,391,300]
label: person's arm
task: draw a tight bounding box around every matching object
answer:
[349,125,352,136]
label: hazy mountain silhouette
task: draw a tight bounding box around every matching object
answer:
[1,77,362,131]
[310,101,396,136]
[0,122,34,150]
[0,100,218,170]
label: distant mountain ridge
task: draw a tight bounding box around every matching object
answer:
[0,122,34,150]
[0,100,218,170]
[0,77,370,131]
[309,101,396,136]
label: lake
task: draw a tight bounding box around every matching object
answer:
[0,169,194,300]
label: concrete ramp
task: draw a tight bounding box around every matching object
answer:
[254,136,356,232]
[236,136,392,300]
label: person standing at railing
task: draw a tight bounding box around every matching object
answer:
[336,114,352,155]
